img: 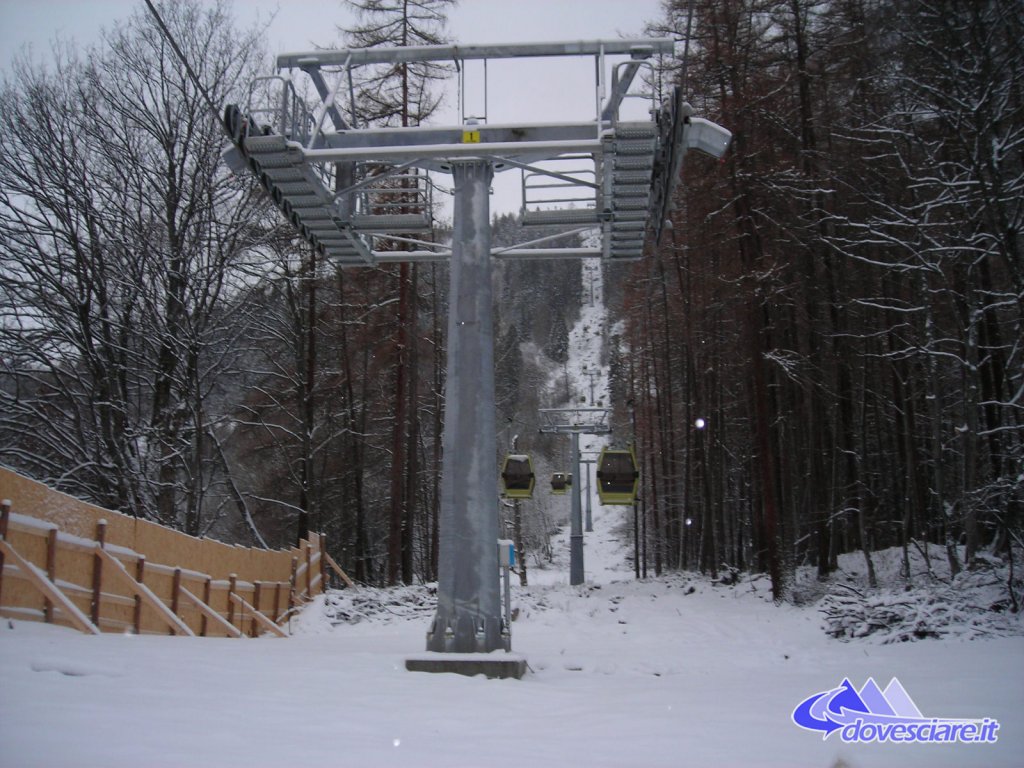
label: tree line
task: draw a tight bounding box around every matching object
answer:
[0,0,575,587]
[2,0,1018,599]
[614,0,1022,599]
[0,0,455,584]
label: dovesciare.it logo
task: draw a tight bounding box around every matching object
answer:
[792,678,999,744]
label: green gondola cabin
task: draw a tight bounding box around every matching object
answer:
[500,454,535,499]
[596,447,639,505]
[550,472,572,495]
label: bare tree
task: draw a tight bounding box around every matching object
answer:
[0,0,267,535]
[616,0,1022,599]
[340,0,456,585]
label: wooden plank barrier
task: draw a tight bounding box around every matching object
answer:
[97,547,195,636]
[325,552,356,589]
[229,592,288,638]
[0,538,100,635]
[0,467,335,637]
[179,586,242,638]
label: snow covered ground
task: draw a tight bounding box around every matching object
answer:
[3,260,1021,768]
[2,523,1021,768]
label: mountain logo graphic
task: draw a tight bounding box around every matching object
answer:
[791,678,999,744]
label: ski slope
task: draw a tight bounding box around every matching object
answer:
[2,260,1022,768]
[532,249,628,587]
[2,545,1021,768]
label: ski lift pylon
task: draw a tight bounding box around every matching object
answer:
[596,446,639,505]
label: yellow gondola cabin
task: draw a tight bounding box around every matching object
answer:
[550,472,572,495]
[596,446,639,505]
[500,454,535,499]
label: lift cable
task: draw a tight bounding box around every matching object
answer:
[142,0,229,135]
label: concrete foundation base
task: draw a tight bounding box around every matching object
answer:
[405,653,528,680]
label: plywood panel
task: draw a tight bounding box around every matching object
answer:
[0,468,109,539]
[1,467,324,636]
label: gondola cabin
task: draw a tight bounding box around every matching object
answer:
[500,454,536,499]
[596,447,639,505]
[550,472,572,495]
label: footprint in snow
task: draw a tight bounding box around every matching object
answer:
[30,658,124,678]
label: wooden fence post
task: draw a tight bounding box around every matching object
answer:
[319,533,328,594]
[227,574,237,630]
[0,499,10,606]
[305,538,312,597]
[171,568,182,636]
[201,577,212,637]
[44,528,58,623]
[273,581,283,622]
[252,582,262,638]
[133,556,146,634]
[91,519,107,628]
[288,556,298,613]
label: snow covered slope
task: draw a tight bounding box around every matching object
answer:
[2,258,1021,768]
[2,565,1021,768]
[532,249,634,587]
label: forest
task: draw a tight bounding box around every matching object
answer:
[0,0,1020,603]
[624,0,1023,600]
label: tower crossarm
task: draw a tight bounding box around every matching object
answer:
[222,38,731,266]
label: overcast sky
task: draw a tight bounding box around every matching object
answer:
[0,1,665,73]
[0,0,668,213]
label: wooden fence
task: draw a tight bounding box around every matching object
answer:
[0,467,351,637]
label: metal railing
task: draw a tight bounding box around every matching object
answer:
[521,165,598,221]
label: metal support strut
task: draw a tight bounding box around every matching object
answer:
[426,160,506,653]
[539,407,611,587]
[570,432,584,585]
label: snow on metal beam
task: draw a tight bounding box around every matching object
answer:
[277,38,675,69]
